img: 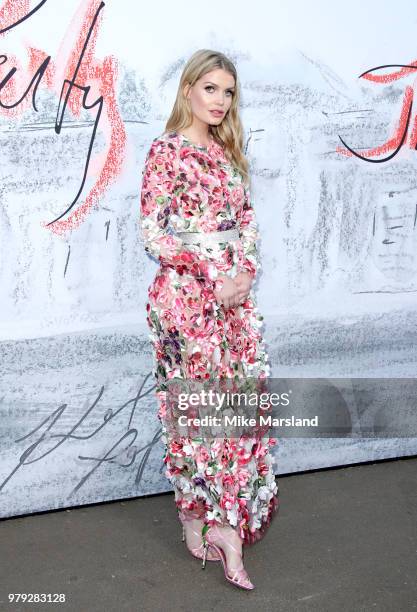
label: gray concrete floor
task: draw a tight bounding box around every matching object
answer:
[1,457,417,612]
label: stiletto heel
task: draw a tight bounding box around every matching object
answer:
[204,524,255,591]
[202,540,208,569]
[179,515,221,562]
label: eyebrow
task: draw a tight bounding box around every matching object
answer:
[203,81,235,90]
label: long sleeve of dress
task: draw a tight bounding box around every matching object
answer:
[238,183,261,279]
[140,138,219,285]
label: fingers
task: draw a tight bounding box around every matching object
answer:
[222,296,236,309]
[214,281,249,310]
[227,291,248,309]
[219,289,249,306]
[231,288,241,308]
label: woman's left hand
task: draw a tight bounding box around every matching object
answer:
[233,271,253,304]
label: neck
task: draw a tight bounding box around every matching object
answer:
[181,123,211,146]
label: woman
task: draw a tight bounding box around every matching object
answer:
[140,49,279,591]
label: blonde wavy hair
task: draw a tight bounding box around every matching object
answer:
[165,49,250,186]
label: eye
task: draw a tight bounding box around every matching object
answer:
[204,85,234,97]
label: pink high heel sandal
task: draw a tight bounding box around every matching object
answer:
[180,518,221,562]
[202,524,255,591]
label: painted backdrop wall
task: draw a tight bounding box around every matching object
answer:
[1,0,416,518]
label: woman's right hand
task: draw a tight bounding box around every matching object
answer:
[213,274,241,309]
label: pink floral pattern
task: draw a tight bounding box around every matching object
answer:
[140,131,279,545]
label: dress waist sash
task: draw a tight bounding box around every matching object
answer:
[176,227,239,245]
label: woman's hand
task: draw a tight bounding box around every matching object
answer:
[233,271,253,303]
[214,271,253,309]
[214,274,241,309]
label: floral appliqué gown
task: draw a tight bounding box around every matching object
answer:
[140,130,279,545]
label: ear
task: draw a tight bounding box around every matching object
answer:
[183,82,191,100]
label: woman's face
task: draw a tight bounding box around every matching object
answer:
[184,68,235,127]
